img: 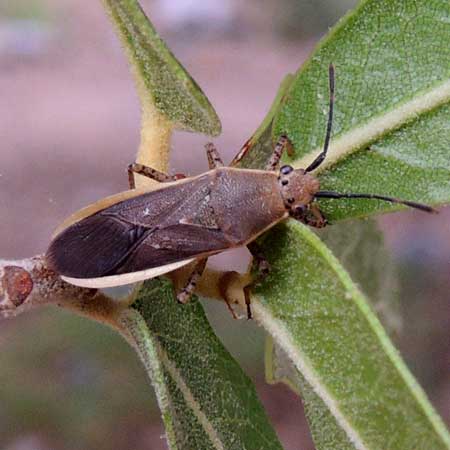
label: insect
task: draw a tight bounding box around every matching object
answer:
[46,65,436,318]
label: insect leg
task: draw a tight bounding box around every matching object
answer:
[241,241,272,319]
[305,203,328,228]
[177,258,208,304]
[293,204,328,228]
[243,285,253,320]
[265,135,290,171]
[247,241,271,277]
[127,163,185,189]
[218,271,240,319]
[205,143,224,169]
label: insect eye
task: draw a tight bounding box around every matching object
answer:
[280,165,293,175]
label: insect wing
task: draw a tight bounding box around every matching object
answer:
[61,258,196,289]
[46,174,230,284]
[47,211,151,279]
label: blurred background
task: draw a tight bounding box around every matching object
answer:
[0,0,448,449]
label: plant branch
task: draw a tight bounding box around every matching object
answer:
[0,255,251,323]
[0,256,127,328]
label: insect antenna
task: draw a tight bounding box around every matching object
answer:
[305,63,335,173]
[315,191,437,213]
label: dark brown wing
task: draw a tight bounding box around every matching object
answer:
[116,224,229,274]
[46,174,229,278]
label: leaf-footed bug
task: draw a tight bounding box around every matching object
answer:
[46,64,436,318]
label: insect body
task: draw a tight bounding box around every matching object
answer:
[46,65,435,316]
[46,159,323,289]
[48,167,290,283]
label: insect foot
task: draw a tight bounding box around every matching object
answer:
[177,289,192,305]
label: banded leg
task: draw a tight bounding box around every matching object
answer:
[127,163,186,189]
[243,242,271,319]
[298,203,328,228]
[265,135,290,171]
[309,203,328,228]
[205,143,224,169]
[177,258,208,304]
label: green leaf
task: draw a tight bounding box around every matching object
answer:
[315,104,450,220]
[266,220,401,449]
[266,336,356,449]
[118,308,179,448]
[254,221,450,450]
[233,8,450,443]
[318,219,401,334]
[102,0,221,136]
[241,0,450,221]
[121,278,283,450]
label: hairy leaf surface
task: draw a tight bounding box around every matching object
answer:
[256,221,450,450]
[102,0,221,135]
[240,0,450,221]
[121,279,284,450]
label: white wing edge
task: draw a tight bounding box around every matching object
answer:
[61,258,196,289]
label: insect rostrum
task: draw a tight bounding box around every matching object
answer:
[46,65,435,317]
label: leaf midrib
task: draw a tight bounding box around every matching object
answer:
[253,300,369,450]
[293,79,450,173]
[159,344,227,450]
[252,222,450,449]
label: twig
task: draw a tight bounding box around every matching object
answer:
[0,255,251,323]
[0,255,126,328]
